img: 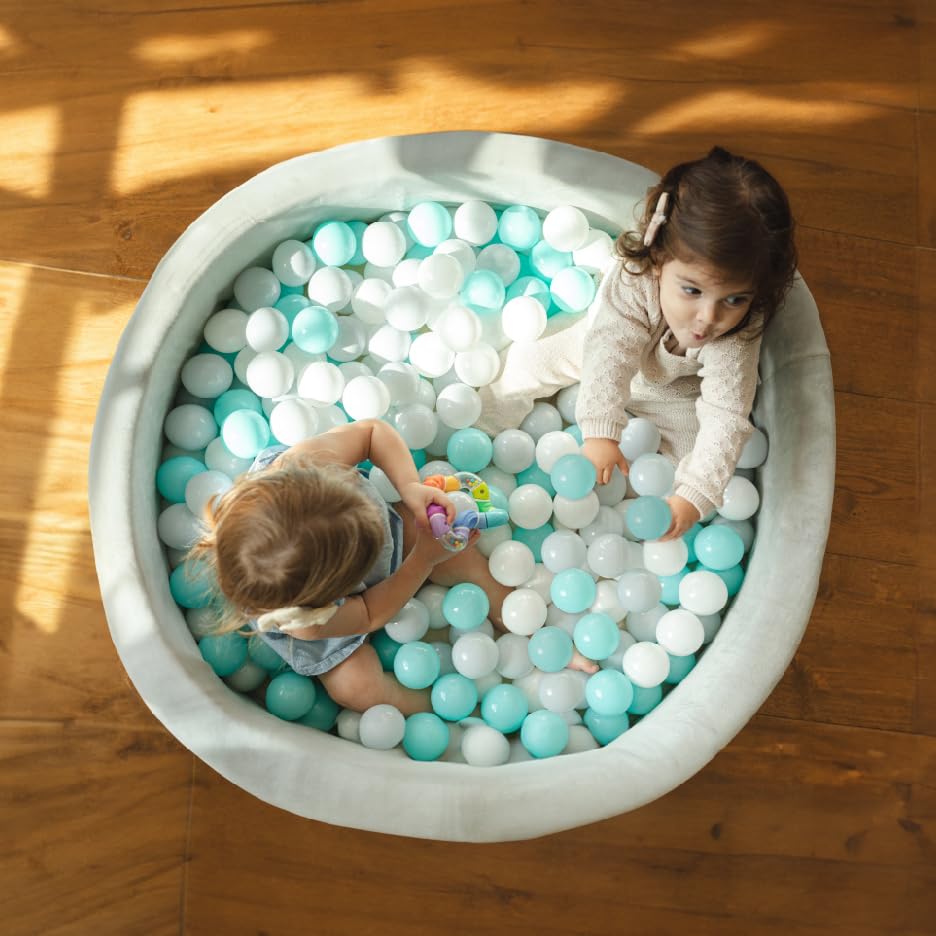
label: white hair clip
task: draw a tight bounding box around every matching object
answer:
[642,192,670,247]
[255,604,339,634]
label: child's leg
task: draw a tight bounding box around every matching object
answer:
[319,643,430,716]
[475,315,589,436]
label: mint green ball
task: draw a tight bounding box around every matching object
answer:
[266,672,317,721]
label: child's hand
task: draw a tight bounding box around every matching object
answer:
[412,527,479,567]
[400,481,456,532]
[582,437,630,486]
[658,495,702,542]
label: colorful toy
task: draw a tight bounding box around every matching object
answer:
[423,471,509,552]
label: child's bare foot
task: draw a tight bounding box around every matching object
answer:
[568,649,599,674]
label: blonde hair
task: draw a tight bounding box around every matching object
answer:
[188,451,386,634]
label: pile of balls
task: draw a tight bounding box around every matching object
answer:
[156,199,766,765]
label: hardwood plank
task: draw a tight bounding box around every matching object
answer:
[917,1,935,246]
[185,714,935,934]
[1,720,191,936]
[919,249,936,403]
[917,402,936,736]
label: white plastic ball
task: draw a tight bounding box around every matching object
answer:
[453,200,498,245]
[203,308,248,354]
[272,239,316,286]
[488,540,536,587]
[522,563,555,602]
[492,429,535,475]
[451,631,499,680]
[417,253,464,299]
[384,285,431,331]
[535,430,580,473]
[328,317,369,363]
[501,587,548,636]
[367,324,410,363]
[363,262,395,284]
[232,347,256,385]
[454,343,500,387]
[297,361,345,405]
[391,403,438,450]
[204,437,253,478]
[245,351,294,399]
[656,608,705,656]
[553,491,600,529]
[642,538,689,577]
[586,533,631,578]
[477,523,512,558]
[416,583,449,630]
[495,633,534,679]
[502,296,547,343]
[315,404,349,431]
[461,724,510,767]
[435,383,482,429]
[556,384,580,425]
[409,332,456,378]
[622,641,670,688]
[362,221,407,267]
[433,303,482,353]
[377,362,421,406]
[508,484,554,530]
[538,671,584,713]
[427,421,456,458]
[270,398,319,445]
[738,427,768,469]
[281,345,322,389]
[581,505,628,545]
[384,599,431,643]
[590,578,627,623]
[521,402,563,441]
[233,266,280,312]
[476,244,520,286]
[619,418,662,462]
[335,709,362,743]
[679,570,730,615]
[164,404,218,451]
[245,307,289,353]
[351,278,391,325]
[157,503,205,550]
[565,724,601,754]
[180,353,233,400]
[358,704,405,750]
[342,375,391,421]
[541,530,587,573]
[628,453,676,497]
[478,465,517,496]
[594,466,629,506]
[306,266,352,313]
[572,229,615,273]
[542,205,590,252]
[718,476,760,521]
[626,603,667,642]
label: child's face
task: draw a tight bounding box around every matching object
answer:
[656,256,754,349]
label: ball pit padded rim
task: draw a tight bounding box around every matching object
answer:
[89,131,834,842]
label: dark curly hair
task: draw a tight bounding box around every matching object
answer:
[617,146,798,338]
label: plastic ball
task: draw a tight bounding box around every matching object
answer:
[642,537,689,577]
[501,587,548,636]
[418,253,464,299]
[453,200,498,245]
[265,671,317,720]
[495,633,534,679]
[624,495,672,540]
[503,483,550,530]
[501,296,547,343]
[446,427,493,472]
[243,350,292,398]
[184,469,232,518]
[718,476,760,521]
[535,430,579,473]
[393,640,441,689]
[573,612,620,662]
[157,456,207,504]
[327,317,368,362]
[583,533,627,578]
[269,399,318,446]
[433,303,483,352]
[628,453,675,497]
[384,599,431,644]
[520,402,563,441]
[693,525,745,571]
[738,427,768,468]
[442,582,490,631]
[628,682,664,715]
[679,570,730,615]
[550,568,597,613]
[583,708,630,745]
[368,323,411,362]
[665,653,697,685]
[619,418,662,462]
[553,490,600,529]
[219,410,268,459]
[270,239,316,287]
[234,266,281,311]
[435,383,482,429]
[198,632,248,677]
[573,229,615,273]
[460,269,506,315]
[435,238,477,277]
[528,626,574,673]
[297,361,345,406]
[362,220,407,267]
[407,201,453,247]
[409,332,456,378]
[520,709,569,758]
[713,563,745,598]
[224,660,268,693]
[488,540,536,587]
[542,205,590,252]
[489,430,533,476]
[498,205,542,250]
[351,277,391,324]
[306,267,352,313]
[549,266,596,313]
[204,308,248,353]
[312,221,357,267]
[158,503,205,550]
[585,669,634,716]
[431,673,479,721]
[622,641,671,688]
[616,572,662,616]
[403,712,449,761]
[481,684,529,733]
[550,453,597,500]
[164,404,217,451]
[181,353,234,399]
[451,631,499,680]
[391,403,438,450]
[530,240,572,280]
[359,704,406,750]
[655,608,705,656]
[342,375,391,421]
[461,724,510,767]
[475,243,520,286]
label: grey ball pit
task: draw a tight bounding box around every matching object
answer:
[88,132,835,842]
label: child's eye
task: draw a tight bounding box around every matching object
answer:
[724,295,751,307]
[681,286,701,296]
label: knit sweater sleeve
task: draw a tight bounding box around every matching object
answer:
[575,265,653,441]
[673,326,763,519]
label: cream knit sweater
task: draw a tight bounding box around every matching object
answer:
[477,260,763,519]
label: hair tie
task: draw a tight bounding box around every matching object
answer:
[255,604,339,634]
[642,192,670,247]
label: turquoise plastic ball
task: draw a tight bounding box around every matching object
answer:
[694,525,745,571]
[442,582,490,630]
[665,652,697,684]
[506,275,553,313]
[511,522,554,563]
[169,558,215,609]
[659,568,690,606]
[486,484,509,512]
[480,684,529,734]
[583,708,630,745]
[565,425,584,444]
[247,635,286,673]
[498,205,542,250]
[213,388,262,426]
[370,629,402,671]
[199,632,248,677]
[530,240,572,280]
[550,266,597,313]
[713,562,745,597]
[410,448,427,470]
[627,682,663,715]
[273,293,311,328]
[447,428,494,473]
[683,522,704,563]
[265,671,317,720]
[296,688,341,731]
[156,456,206,504]
[393,640,441,690]
[292,304,339,354]
[527,625,574,673]
[520,709,569,758]
[346,220,368,265]
[585,669,634,716]
[431,673,479,721]
[550,453,597,500]
[516,462,555,496]
[460,269,506,315]
[312,220,357,267]
[573,612,621,661]
[625,495,672,541]
[550,567,597,613]
[403,712,450,761]
[221,410,270,459]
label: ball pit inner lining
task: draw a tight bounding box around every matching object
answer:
[90,132,834,842]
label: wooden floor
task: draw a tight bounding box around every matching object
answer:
[2,1,935,933]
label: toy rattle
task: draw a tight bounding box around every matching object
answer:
[423,472,509,552]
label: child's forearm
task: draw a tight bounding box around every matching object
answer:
[366,420,422,495]
[360,551,435,632]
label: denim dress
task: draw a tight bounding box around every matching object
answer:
[245,445,404,676]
